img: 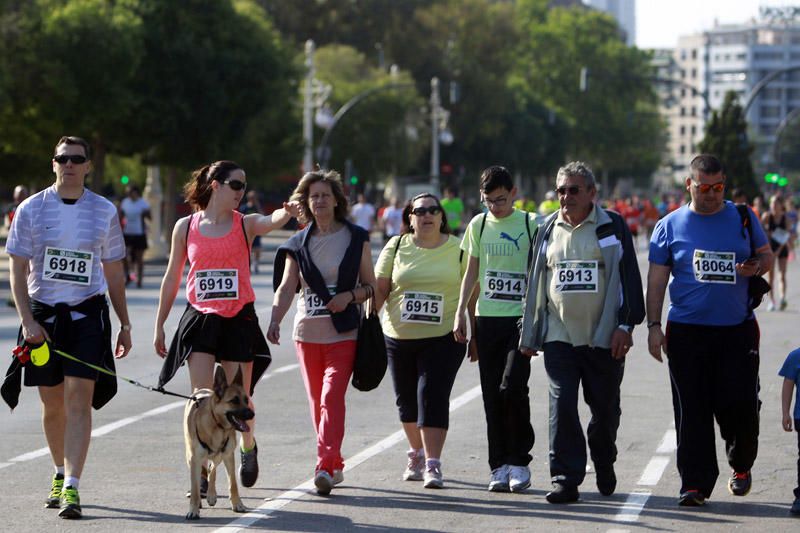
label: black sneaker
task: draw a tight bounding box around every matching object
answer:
[596,464,616,496]
[45,474,64,509]
[545,483,579,504]
[728,471,752,496]
[791,496,800,515]
[58,486,81,519]
[678,489,706,506]
[239,441,259,488]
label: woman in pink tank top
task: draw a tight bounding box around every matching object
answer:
[153,160,299,491]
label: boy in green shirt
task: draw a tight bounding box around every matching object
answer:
[454,166,537,493]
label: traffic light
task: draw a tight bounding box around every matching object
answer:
[764,172,779,184]
[350,175,359,185]
[120,174,130,185]
[778,176,789,187]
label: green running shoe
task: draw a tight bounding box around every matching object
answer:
[58,486,81,519]
[45,474,64,509]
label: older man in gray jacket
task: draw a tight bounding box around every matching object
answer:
[519,162,644,504]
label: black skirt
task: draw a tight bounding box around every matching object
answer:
[158,302,271,395]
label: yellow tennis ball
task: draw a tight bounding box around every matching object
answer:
[30,342,50,367]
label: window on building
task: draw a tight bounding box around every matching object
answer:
[692,49,698,60]
[680,125,686,135]
[691,125,697,135]
[680,144,686,154]
[680,107,686,116]
[691,68,697,78]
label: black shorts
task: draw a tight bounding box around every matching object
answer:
[124,233,148,251]
[175,303,269,363]
[23,305,109,387]
[770,239,790,259]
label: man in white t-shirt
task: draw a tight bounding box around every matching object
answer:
[119,184,151,288]
[382,197,404,242]
[351,193,375,232]
[1,136,132,520]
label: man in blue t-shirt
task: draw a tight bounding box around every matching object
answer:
[779,347,800,515]
[646,154,773,507]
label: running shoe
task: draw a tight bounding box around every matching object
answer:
[315,470,333,495]
[423,463,444,489]
[45,474,64,509]
[333,469,344,486]
[488,465,510,492]
[595,464,617,496]
[678,489,706,506]
[509,465,531,493]
[58,486,81,519]
[767,301,777,311]
[546,483,579,504]
[239,441,259,488]
[728,470,752,496]
[780,299,788,311]
[403,450,425,481]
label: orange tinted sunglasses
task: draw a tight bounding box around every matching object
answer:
[691,180,724,194]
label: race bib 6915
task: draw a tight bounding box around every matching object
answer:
[401,291,444,324]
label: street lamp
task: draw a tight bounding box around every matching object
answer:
[430,77,453,195]
[302,40,332,173]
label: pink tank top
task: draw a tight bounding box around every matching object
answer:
[186,210,254,317]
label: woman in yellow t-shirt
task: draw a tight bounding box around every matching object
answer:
[375,193,468,489]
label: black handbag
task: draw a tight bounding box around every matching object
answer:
[351,289,387,392]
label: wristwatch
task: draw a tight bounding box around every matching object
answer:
[617,324,633,334]
[120,324,132,332]
[646,321,661,329]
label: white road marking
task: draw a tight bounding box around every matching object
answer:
[636,456,671,486]
[656,429,677,454]
[609,427,675,528]
[213,384,484,533]
[615,491,651,523]
[1,363,299,468]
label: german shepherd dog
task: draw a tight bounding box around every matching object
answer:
[184,365,254,520]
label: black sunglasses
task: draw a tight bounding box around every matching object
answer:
[411,205,442,216]
[54,154,88,165]
[222,179,247,191]
[555,185,585,196]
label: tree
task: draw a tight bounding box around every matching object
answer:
[514,2,665,188]
[313,44,427,185]
[0,0,144,188]
[697,91,759,200]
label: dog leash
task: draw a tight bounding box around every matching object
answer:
[13,342,198,403]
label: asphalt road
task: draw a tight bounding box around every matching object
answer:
[1,238,799,532]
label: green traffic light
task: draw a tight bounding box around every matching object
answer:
[764,172,779,183]
[778,177,788,187]
[121,175,130,185]
[350,176,358,185]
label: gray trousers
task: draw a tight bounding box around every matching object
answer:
[543,341,624,487]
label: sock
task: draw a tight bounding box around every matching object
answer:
[426,458,441,468]
[55,465,65,477]
[409,448,424,457]
[64,476,79,489]
[241,441,256,453]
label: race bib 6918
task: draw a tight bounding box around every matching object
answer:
[43,246,93,286]
[693,250,735,284]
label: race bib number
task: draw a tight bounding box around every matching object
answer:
[401,292,444,324]
[693,250,735,284]
[304,285,337,318]
[554,260,598,293]
[484,270,526,301]
[195,269,239,301]
[43,247,93,286]
[771,227,791,246]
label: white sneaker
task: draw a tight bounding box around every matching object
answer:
[423,463,444,489]
[403,450,425,481]
[333,469,344,486]
[314,470,333,495]
[509,465,531,493]
[767,301,776,311]
[488,465,510,492]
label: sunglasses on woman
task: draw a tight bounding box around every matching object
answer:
[411,205,442,216]
[222,179,247,191]
[53,154,88,165]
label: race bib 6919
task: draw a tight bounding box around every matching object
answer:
[195,269,239,300]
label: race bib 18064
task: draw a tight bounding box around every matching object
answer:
[693,250,736,284]
[554,260,598,293]
[195,269,239,301]
[400,291,444,324]
[43,247,93,286]
[483,270,526,301]
[304,285,337,318]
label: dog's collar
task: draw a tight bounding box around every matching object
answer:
[196,426,230,455]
